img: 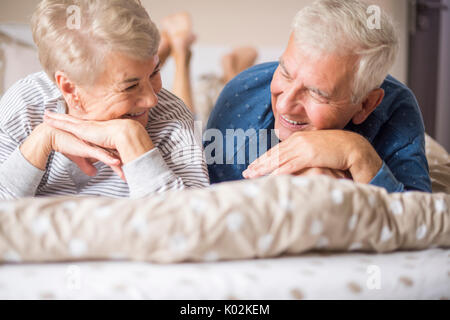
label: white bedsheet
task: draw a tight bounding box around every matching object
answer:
[1,248,448,300]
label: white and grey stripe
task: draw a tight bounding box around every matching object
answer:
[0,72,209,199]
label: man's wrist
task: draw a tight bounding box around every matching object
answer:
[348,134,383,183]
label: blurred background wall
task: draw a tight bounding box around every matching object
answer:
[0,0,409,83]
[2,0,448,150]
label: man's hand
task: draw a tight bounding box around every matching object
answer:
[43,111,154,165]
[294,167,352,179]
[242,130,383,183]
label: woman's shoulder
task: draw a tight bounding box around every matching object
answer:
[151,88,194,123]
[0,72,61,137]
[0,72,60,114]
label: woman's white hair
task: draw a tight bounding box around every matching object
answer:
[31,0,160,85]
[292,0,399,104]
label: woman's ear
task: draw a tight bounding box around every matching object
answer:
[54,71,83,113]
[352,88,384,125]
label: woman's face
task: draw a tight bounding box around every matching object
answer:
[72,52,162,128]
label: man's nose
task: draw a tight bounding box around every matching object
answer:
[137,81,158,108]
[276,86,304,113]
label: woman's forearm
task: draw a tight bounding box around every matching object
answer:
[113,121,154,164]
[19,123,53,170]
[0,124,51,199]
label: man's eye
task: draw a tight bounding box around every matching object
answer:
[280,71,290,79]
[310,91,328,103]
[125,84,138,91]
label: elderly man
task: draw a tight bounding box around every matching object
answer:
[204,0,431,193]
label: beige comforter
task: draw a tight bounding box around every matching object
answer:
[0,136,449,263]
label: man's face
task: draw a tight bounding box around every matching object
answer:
[271,34,364,141]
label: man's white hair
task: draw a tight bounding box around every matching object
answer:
[31,0,160,85]
[292,0,399,104]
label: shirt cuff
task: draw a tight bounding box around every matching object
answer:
[369,161,404,193]
[0,147,46,197]
[122,148,176,198]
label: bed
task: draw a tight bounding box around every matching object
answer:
[0,24,449,300]
[1,249,448,300]
[0,134,448,300]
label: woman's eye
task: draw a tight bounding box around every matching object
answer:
[150,69,161,78]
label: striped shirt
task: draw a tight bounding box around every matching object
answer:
[0,72,209,199]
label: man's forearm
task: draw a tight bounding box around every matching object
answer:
[348,134,383,184]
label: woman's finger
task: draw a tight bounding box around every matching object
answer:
[70,143,125,179]
[109,164,126,181]
[65,154,98,176]
[64,142,125,180]
[44,110,82,124]
[44,114,116,150]
[44,115,84,138]
[53,129,121,166]
[86,145,121,167]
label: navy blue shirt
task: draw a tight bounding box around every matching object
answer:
[204,62,431,193]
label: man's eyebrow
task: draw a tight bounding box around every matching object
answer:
[278,58,291,77]
[307,86,331,99]
[278,58,331,99]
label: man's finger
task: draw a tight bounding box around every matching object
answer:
[244,144,289,178]
[269,162,297,176]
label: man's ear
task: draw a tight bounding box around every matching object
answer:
[352,88,384,125]
[54,71,83,113]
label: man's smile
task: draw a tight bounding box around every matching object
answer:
[279,114,309,130]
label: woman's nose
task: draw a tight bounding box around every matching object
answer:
[137,82,158,108]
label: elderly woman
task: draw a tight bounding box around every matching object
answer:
[0,0,209,199]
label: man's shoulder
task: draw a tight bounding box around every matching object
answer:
[379,75,420,113]
[208,62,277,130]
[233,61,279,80]
[222,61,278,96]
[374,75,423,127]
[347,74,426,147]
[365,75,426,146]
